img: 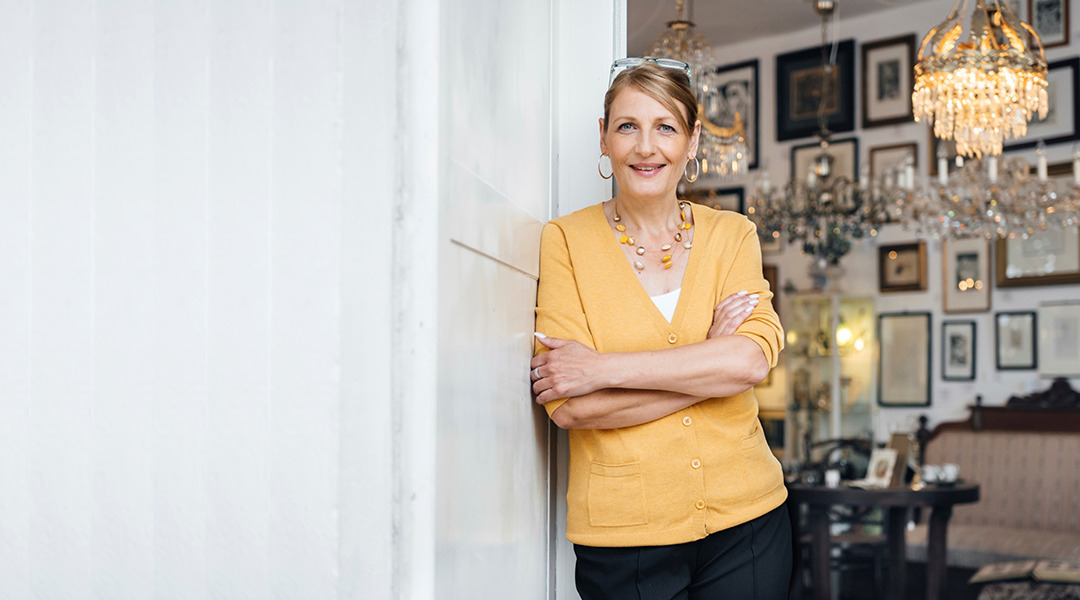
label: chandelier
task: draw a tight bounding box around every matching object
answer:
[913,0,1048,158]
[747,0,892,266]
[647,0,749,178]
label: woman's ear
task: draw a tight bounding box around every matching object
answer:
[598,117,609,154]
[688,119,702,158]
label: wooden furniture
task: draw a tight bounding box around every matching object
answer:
[788,482,979,600]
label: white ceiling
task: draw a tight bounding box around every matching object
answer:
[626,0,933,55]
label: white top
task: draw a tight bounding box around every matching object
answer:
[649,287,681,323]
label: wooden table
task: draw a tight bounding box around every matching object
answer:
[787,482,979,600]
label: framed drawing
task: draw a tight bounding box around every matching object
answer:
[879,242,927,292]
[686,186,745,213]
[861,34,916,128]
[864,448,899,488]
[1004,58,1080,151]
[878,312,932,407]
[997,225,1080,287]
[706,60,759,170]
[775,39,856,141]
[1029,0,1069,48]
[1038,301,1080,377]
[943,238,991,313]
[995,311,1037,370]
[942,321,977,381]
[791,138,858,183]
[870,142,918,185]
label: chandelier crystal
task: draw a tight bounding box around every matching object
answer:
[647,0,749,179]
[913,0,1049,158]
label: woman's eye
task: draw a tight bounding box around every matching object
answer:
[659,124,676,133]
[618,123,635,132]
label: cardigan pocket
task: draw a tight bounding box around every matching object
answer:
[587,461,648,527]
[739,424,785,501]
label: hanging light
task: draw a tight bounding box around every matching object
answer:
[647,0,749,179]
[912,0,1049,158]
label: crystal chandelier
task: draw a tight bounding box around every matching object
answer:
[647,0,749,178]
[746,0,891,266]
[912,0,1049,158]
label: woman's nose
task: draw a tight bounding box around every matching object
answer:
[634,131,655,155]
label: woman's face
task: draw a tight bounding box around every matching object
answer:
[600,87,700,203]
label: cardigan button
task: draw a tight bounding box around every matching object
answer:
[667,333,678,344]
[695,500,706,510]
[691,458,701,469]
[682,416,693,426]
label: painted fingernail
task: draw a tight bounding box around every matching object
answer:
[534,332,547,338]
[737,290,748,295]
[745,306,753,312]
[749,299,759,305]
[749,293,760,298]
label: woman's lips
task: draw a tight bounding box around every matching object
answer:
[631,164,666,177]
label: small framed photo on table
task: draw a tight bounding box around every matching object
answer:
[995,311,1037,370]
[943,238,991,313]
[1038,302,1080,377]
[864,448,899,488]
[861,34,916,128]
[879,242,927,292]
[942,321,977,381]
[878,312,932,407]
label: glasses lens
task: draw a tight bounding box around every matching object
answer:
[608,57,692,86]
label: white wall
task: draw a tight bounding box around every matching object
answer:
[639,0,1080,438]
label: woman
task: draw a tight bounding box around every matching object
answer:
[531,58,790,599]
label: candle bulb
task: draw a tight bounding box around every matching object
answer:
[905,164,916,191]
[988,156,998,183]
[1073,144,1080,187]
[938,158,949,186]
[1037,140,1048,182]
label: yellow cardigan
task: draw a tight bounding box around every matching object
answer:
[534,202,786,547]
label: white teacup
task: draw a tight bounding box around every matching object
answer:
[941,463,960,483]
[921,464,942,483]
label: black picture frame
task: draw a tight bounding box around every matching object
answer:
[1003,58,1080,151]
[942,321,977,381]
[705,59,760,170]
[878,312,932,407]
[790,138,859,183]
[684,186,745,213]
[776,39,856,141]
[861,34,917,128]
[1029,0,1070,48]
[879,242,927,292]
[995,311,1037,370]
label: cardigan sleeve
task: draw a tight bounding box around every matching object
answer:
[722,220,784,367]
[534,221,596,416]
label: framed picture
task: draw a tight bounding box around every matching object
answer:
[886,433,913,488]
[760,231,782,253]
[791,138,858,183]
[864,447,899,488]
[997,225,1080,287]
[705,60,759,170]
[861,34,917,128]
[878,312,932,407]
[943,238,991,313]
[995,311,1037,370]
[775,39,856,141]
[1038,301,1080,377]
[1004,58,1080,151]
[1029,0,1069,48]
[942,321,977,381]
[879,242,927,292]
[686,186,745,213]
[870,142,918,185]
[762,263,779,316]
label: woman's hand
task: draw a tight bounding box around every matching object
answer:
[708,291,759,339]
[530,335,607,405]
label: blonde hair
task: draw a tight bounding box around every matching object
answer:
[603,62,698,133]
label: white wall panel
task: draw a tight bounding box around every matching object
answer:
[0,0,33,596]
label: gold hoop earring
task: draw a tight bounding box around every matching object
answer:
[598,154,613,180]
[684,157,700,183]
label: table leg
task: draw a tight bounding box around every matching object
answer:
[925,505,953,600]
[807,505,831,600]
[886,507,908,600]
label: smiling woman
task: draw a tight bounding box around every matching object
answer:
[532,59,790,600]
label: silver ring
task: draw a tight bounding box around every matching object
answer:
[532,367,541,379]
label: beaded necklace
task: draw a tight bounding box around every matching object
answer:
[612,200,694,271]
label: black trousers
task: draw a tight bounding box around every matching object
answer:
[574,504,792,600]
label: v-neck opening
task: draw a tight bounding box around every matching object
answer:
[593,202,700,331]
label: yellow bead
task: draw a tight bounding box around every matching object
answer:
[619,234,629,244]
[662,254,672,263]
[680,222,692,230]
[615,224,626,232]
[664,261,673,269]
[627,236,635,245]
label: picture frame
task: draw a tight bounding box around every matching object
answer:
[1038,301,1080,377]
[886,433,913,488]
[1004,58,1080,151]
[878,312,932,407]
[861,34,917,128]
[706,59,760,170]
[995,311,1037,370]
[927,129,958,177]
[759,231,782,253]
[1029,0,1069,48]
[997,225,1080,287]
[879,242,927,292]
[943,238,991,313]
[686,186,745,213]
[942,321,977,381]
[775,39,856,141]
[870,142,918,184]
[763,263,779,316]
[791,138,858,183]
[864,447,899,488]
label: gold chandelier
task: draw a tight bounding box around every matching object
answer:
[913,0,1048,158]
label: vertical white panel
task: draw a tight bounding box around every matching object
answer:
[29,0,95,596]
[152,0,209,596]
[91,0,156,596]
[206,0,271,596]
[0,0,32,596]
[267,0,340,596]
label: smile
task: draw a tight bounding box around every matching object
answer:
[631,164,666,175]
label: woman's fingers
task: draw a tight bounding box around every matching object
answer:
[708,291,760,338]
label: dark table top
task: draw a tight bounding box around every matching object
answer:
[786,482,980,508]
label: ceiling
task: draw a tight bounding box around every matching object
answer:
[626,0,930,54]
